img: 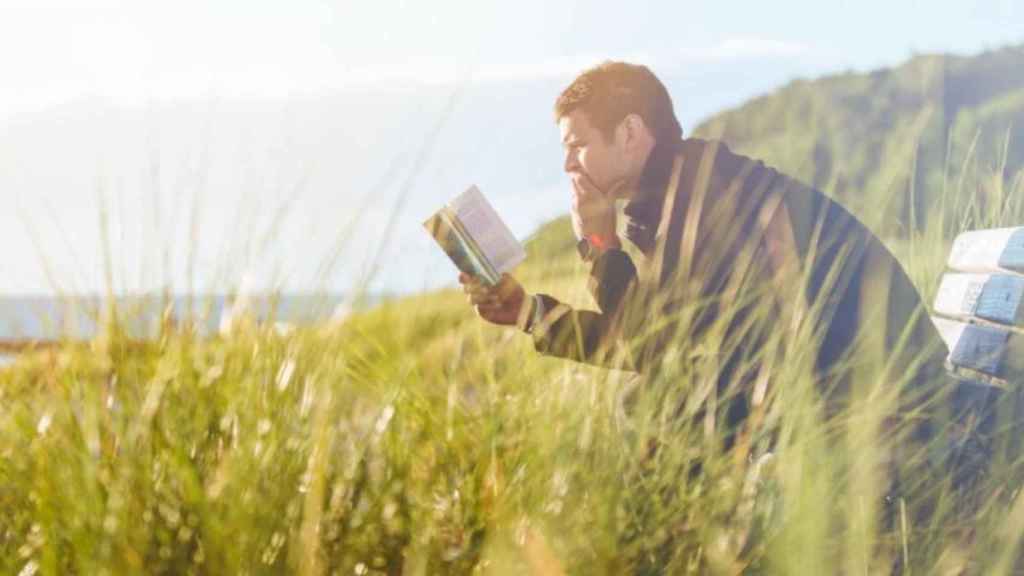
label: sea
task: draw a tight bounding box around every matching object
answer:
[0,293,371,367]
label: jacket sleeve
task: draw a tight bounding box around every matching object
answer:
[529,248,640,371]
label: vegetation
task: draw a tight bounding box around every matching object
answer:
[3,45,1024,574]
[694,44,1024,238]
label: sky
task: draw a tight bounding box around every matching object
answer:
[3,0,1021,117]
[1,0,1022,296]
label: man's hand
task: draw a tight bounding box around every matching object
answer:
[459,273,527,326]
[570,176,620,250]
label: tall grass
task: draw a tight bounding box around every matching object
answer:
[1,131,1023,575]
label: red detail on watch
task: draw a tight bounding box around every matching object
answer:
[588,234,607,250]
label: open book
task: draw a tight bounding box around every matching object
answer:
[423,185,526,286]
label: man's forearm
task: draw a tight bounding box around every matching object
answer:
[522,247,640,371]
[526,295,634,371]
[587,248,638,314]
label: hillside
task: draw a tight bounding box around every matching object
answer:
[693,44,1024,235]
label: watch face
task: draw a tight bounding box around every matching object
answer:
[576,238,592,260]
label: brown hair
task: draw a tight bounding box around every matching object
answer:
[554,61,682,143]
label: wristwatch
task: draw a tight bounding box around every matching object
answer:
[577,234,617,262]
[577,237,598,262]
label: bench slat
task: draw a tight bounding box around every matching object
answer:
[934,273,1024,326]
[948,227,1024,274]
[932,317,1024,379]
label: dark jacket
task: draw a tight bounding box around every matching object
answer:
[530,137,948,435]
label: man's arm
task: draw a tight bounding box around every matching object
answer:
[458,246,642,371]
[461,166,644,368]
[529,247,640,370]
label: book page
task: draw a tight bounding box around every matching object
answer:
[422,209,499,284]
[448,186,526,275]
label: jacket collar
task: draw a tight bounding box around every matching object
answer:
[623,137,683,255]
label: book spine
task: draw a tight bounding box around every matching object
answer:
[446,210,501,285]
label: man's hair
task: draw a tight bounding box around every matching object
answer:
[554,61,682,143]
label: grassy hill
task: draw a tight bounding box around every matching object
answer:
[693,44,1024,236]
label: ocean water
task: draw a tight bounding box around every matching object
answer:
[0,293,362,366]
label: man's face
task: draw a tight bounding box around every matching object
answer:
[559,109,629,199]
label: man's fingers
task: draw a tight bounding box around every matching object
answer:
[493,273,509,292]
[573,173,604,199]
[572,178,589,197]
[467,291,499,306]
[464,274,519,321]
[571,180,593,207]
[461,275,491,295]
[465,276,515,296]
[475,303,505,319]
[467,283,513,304]
[459,272,484,286]
[464,282,495,297]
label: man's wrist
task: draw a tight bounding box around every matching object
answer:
[593,236,622,258]
[578,234,621,262]
[518,294,545,334]
[589,233,621,250]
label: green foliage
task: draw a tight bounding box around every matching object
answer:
[2,196,1022,575]
[694,45,1024,238]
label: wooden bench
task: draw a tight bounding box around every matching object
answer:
[932,227,1024,387]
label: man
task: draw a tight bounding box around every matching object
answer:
[460,62,955,464]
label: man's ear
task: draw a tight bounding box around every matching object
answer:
[618,113,647,150]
